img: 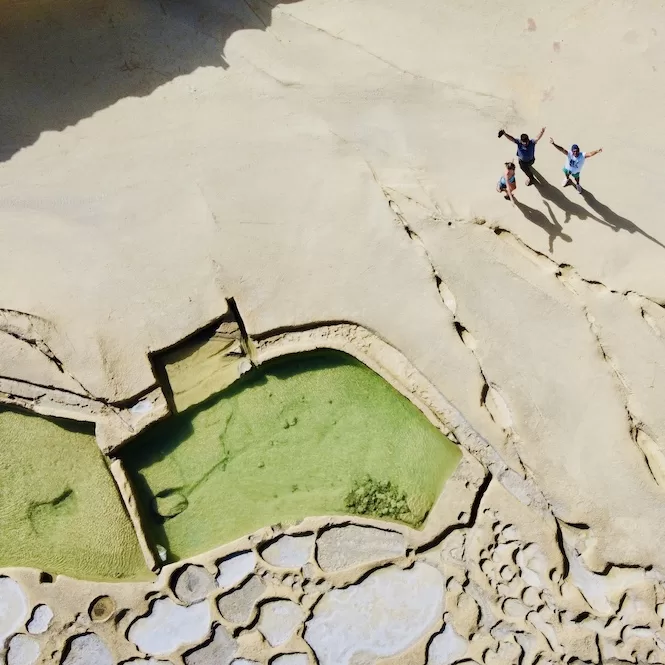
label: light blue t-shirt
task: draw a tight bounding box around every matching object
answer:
[566,150,586,174]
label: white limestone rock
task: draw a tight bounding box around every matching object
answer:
[261,534,315,569]
[217,551,257,588]
[128,596,211,656]
[427,623,467,665]
[0,577,28,642]
[305,563,444,665]
[315,525,405,572]
[62,633,113,665]
[271,655,309,665]
[257,600,305,647]
[26,603,53,635]
[6,634,40,665]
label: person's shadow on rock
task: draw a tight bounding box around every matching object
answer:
[530,169,602,225]
[581,190,665,250]
[514,199,572,254]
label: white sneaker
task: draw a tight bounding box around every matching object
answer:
[576,182,582,193]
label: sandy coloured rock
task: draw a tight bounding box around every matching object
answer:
[315,525,405,572]
[2,1,665,664]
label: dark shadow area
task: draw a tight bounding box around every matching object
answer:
[0,0,301,161]
[515,199,572,254]
[581,190,665,251]
[530,168,603,226]
[531,169,665,251]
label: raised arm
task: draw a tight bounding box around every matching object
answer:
[549,137,568,155]
[584,148,603,158]
[534,126,546,142]
[499,129,517,143]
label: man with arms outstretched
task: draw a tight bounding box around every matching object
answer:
[549,138,603,193]
[498,126,546,186]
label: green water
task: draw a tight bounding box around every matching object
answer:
[124,351,461,563]
[0,408,149,581]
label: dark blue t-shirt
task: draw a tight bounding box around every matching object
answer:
[513,138,536,162]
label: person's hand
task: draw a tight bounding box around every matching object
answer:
[498,129,505,138]
[598,148,603,153]
[549,137,554,144]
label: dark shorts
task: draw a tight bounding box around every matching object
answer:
[519,158,535,169]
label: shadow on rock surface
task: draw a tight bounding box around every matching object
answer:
[530,168,602,226]
[0,0,301,161]
[531,169,665,251]
[515,199,572,254]
[581,190,665,251]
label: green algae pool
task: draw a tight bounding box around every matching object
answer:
[124,350,461,563]
[0,408,149,581]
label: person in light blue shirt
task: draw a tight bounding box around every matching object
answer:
[549,138,603,193]
[498,126,546,186]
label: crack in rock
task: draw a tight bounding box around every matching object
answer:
[373,175,535,488]
[476,223,665,490]
[0,308,91,397]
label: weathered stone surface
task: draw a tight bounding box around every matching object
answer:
[261,534,314,569]
[173,565,217,605]
[0,577,28,642]
[217,576,265,625]
[89,595,115,623]
[315,525,406,572]
[26,603,53,635]
[257,600,305,647]
[305,563,443,665]
[121,659,172,665]
[7,634,40,665]
[217,551,257,588]
[62,633,113,665]
[128,596,210,656]
[183,624,237,665]
[427,623,467,665]
[230,660,259,665]
[271,655,309,665]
